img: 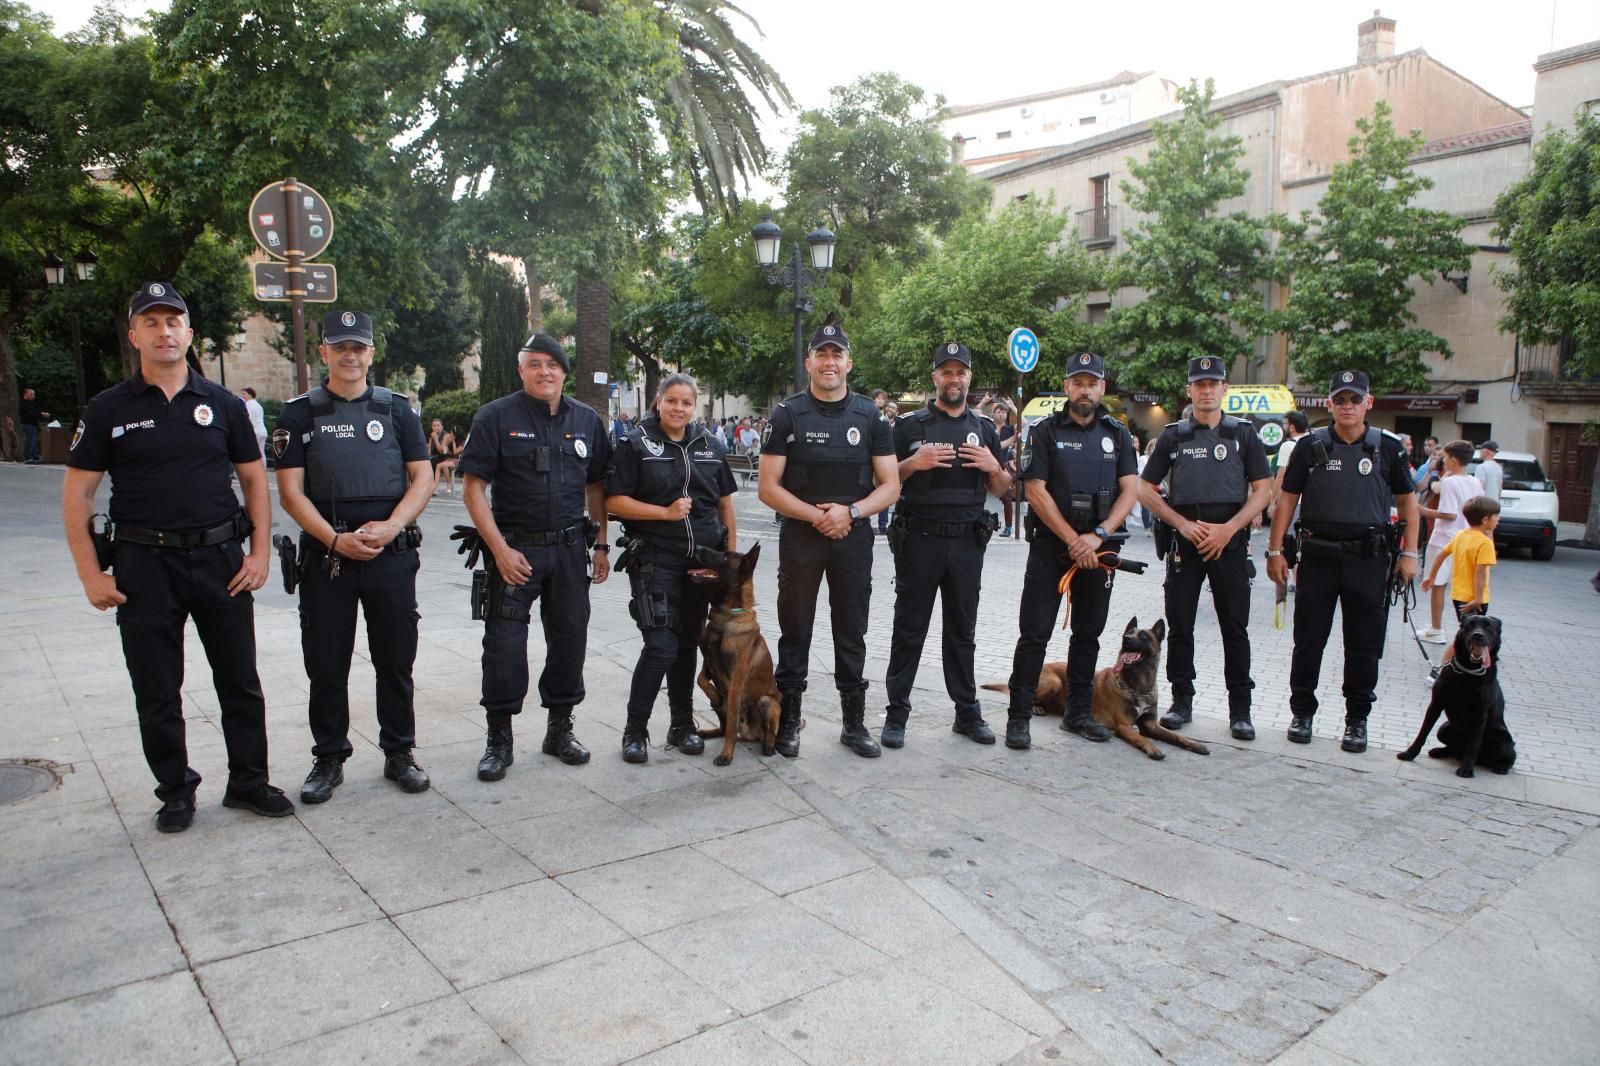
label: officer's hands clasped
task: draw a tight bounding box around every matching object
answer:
[812,502,854,540]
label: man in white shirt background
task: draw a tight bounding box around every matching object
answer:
[1475,441,1503,501]
[241,386,267,463]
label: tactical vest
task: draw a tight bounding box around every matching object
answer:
[304,386,407,505]
[619,419,727,554]
[777,391,880,504]
[899,403,990,509]
[1166,416,1248,507]
[1297,426,1391,529]
[1039,410,1127,518]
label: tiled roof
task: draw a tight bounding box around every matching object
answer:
[946,71,1153,119]
[1414,120,1532,159]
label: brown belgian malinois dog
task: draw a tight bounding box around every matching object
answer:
[693,543,782,766]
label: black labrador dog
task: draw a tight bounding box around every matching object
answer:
[1397,614,1515,777]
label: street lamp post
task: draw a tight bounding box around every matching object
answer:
[751,217,837,394]
[41,250,98,414]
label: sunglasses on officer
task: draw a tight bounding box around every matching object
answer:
[1329,392,1365,407]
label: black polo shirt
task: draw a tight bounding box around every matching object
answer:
[457,391,611,532]
[68,369,259,530]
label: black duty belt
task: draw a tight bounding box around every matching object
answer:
[115,515,246,549]
[1300,528,1385,550]
[502,522,585,547]
[900,515,974,537]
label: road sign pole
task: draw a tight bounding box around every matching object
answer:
[284,177,308,393]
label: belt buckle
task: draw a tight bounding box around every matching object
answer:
[154,531,166,546]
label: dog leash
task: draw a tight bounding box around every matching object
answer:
[1055,551,1121,630]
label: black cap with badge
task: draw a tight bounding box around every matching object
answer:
[1328,369,1371,397]
[321,309,374,346]
[1187,356,1226,382]
[520,332,570,373]
[129,282,188,319]
[1065,351,1106,380]
[932,341,972,368]
[808,323,850,352]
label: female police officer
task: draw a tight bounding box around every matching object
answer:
[604,374,738,763]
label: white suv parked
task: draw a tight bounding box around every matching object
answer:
[1469,451,1560,560]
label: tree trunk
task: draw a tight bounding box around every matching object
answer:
[573,272,611,415]
[1586,455,1599,547]
[0,324,21,462]
[118,330,138,380]
[642,358,661,411]
[525,260,542,332]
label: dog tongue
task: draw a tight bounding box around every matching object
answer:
[687,568,718,580]
[1113,651,1141,673]
[1479,648,1491,671]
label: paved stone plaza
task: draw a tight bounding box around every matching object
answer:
[2,461,1597,1064]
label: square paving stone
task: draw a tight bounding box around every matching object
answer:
[756,961,1033,1066]
[788,866,959,958]
[196,919,454,1057]
[0,796,129,864]
[900,933,1063,1038]
[0,898,185,1016]
[465,940,733,1065]
[622,775,800,844]
[643,896,886,1015]
[559,845,773,937]
[239,993,520,1066]
[693,815,875,895]
[160,859,383,964]
[395,878,629,990]
[0,841,152,930]
[132,815,332,896]
[424,741,597,827]
[629,1017,809,1066]
[493,801,689,876]
[324,820,543,916]
[0,970,230,1066]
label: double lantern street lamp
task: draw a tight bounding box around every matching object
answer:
[751,216,837,394]
[41,250,98,414]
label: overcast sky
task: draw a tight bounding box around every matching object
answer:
[45,0,1600,161]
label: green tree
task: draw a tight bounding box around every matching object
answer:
[1107,79,1276,405]
[870,198,1103,392]
[783,72,989,312]
[1280,101,1471,395]
[471,257,530,404]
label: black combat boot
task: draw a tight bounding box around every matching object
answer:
[1340,717,1368,753]
[477,715,514,781]
[664,702,704,755]
[1160,699,1193,730]
[1229,704,1256,741]
[542,706,591,765]
[838,690,881,758]
[621,714,650,764]
[384,750,431,793]
[951,704,996,745]
[880,707,908,749]
[775,690,802,758]
[1063,708,1112,741]
[300,754,344,804]
[1005,713,1032,750]
[1286,714,1314,744]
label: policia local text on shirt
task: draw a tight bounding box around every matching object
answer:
[62,282,292,833]
[272,310,436,804]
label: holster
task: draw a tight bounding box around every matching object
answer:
[483,564,533,624]
[274,534,302,594]
[975,510,1000,548]
[1152,518,1174,561]
[90,514,115,572]
[470,569,489,620]
[886,517,907,557]
[626,551,669,629]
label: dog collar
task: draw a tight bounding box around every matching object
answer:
[719,607,751,615]
[1448,656,1489,677]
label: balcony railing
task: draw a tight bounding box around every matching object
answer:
[1518,337,1600,391]
[1076,205,1117,248]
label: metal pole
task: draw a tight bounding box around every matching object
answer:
[70,313,85,415]
[791,245,806,395]
[284,177,308,394]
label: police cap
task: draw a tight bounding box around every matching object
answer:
[321,309,374,346]
[1065,351,1106,380]
[932,341,972,368]
[129,282,188,320]
[520,332,571,373]
[1328,369,1370,398]
[808,323,850,352]
[1187,356,1226,382]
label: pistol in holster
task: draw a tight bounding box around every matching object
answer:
[1152,518,1174,561]
[975,510,1000,549]
[470,568,490,620]
[274,534,302,595]
[886,516,907,557]
[90,513,115,572]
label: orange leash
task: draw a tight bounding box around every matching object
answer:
[1056,550,1122,629]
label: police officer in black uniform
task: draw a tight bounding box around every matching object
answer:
[458,333,611,777]
[758,324,899,759]
[1005,352,1140,750]
[1267,370,1419,753]
[273,311,435,803]
[1138,357,1273,741]
[605,372,738,763]
[881,342,1011,749]
[62,283,292,832]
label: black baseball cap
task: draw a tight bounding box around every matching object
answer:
[321,310,374,346]
[520,332,571,373]
[129,282,188,319]
[1328,369,1371,397]
[1478,440,1499,453]
[1187,356,1226,382]
[808,323,850,352]
[1065,351,1106,380]
[932,341,972,368]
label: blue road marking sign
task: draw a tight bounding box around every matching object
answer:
[1007,328,1040,374]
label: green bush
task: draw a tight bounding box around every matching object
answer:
[423,388,480,438]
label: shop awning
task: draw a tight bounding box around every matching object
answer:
[1223,385,1297,417]
[1292,393,1460,412]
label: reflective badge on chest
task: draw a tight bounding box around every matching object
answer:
[1358,457,1373,476]
[846,426,861,446]
[966,432,980,446]
[193,404,214,427]
[366,419,384,442]
[1100,437,1114,454]
[1213,443,1228,461]
[574,438,588,459]
[643,437,663,457]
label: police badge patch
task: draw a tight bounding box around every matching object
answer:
[1358,457,1373,476]
[846,426,861,446]
[574,438,588,459]
[193,404,214,427]
[271,427,291,458]
[760,423,773,448]
[1213,443,1228,461]
[642,436,663,457]
[341,311,356,327]
[1100,437,1114,454]
[366,419,384,442]
[966,432,980,446]
[70,420,85,450]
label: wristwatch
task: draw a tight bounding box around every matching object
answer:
[1093,525,1109,540]
[848,504,862,521]
[1265,548,1283,559]
[592,544,609,553]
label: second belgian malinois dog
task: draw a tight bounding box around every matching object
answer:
[1090,617,1208,759]
[693,543,782,766]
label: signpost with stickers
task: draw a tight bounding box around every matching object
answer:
[1006,328,1041,539]
[248,178,336,393]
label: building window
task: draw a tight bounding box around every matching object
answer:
[1080,116,1097,126]
[1459,422,1492,446]
[1091,174,1110,209]
[995,130,1012,140]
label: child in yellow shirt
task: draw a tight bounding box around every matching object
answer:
[1421,495,1500,674]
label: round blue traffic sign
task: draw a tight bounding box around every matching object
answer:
[1007,328,1040,374]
